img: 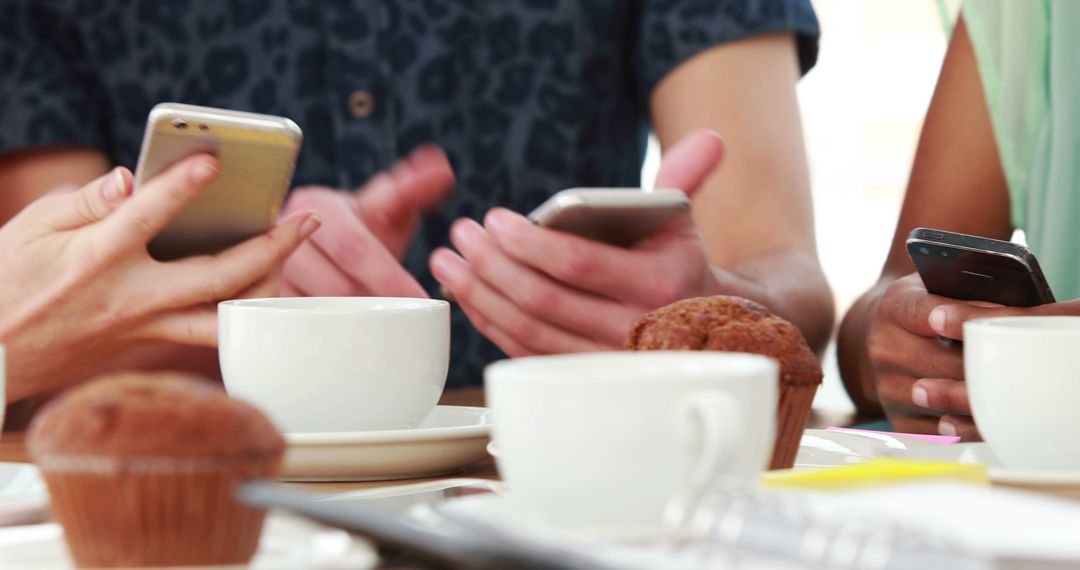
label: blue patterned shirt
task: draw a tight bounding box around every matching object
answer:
[0,0,819,387]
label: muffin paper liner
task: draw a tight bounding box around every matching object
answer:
[770,383,818,470]
[38,455,280,568]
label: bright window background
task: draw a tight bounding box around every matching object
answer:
[642,1,961,415]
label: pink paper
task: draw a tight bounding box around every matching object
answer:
[826,426,961,444]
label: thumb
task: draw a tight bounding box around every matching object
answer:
[354,144,455,228]
[928,301,1039,340]
[653,129,725,198]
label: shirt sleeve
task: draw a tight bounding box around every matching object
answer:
[635,0,820,97]
[0,1,108,153]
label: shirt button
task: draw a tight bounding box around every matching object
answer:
[348,90,375,119]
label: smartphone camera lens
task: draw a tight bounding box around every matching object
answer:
[919,246,930,255]
[171,118,188,130]
[198,124,209,131]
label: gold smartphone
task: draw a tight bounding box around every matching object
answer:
[134,103,303,260]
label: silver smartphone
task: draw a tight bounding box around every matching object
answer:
[134,103,303,260]
[527,188,690,246]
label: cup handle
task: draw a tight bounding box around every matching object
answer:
[664,391,741,536]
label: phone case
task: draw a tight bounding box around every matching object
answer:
[906,227,1055,307]
[135,103,303,260]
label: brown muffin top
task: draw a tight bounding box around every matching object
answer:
[28,372,285,460]
[626,296,823,387]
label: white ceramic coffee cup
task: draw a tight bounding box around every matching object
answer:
[965,316,1080,471]
[485,351,778,534]
[219,297,449,433]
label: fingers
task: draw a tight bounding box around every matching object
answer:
[939,414,982,441]
[455,301,536,359]
[98,155,219,245]
[929,298,1080,341]
[45,167,132,231]
[354,144,455,228]
[443,218,641,344]
[287,188,428,297]
[484,208,680,307]
[928,302,1036,338]
[869,318,964,380]
[236,271,283,300]
[879,274,956,338]
[653,129,725,196]
[886,411,944,438]
[875,370,928,419]
[870,318,964,430]
[308,200,428,297]
[132,307,218,346]
[281,240,359,296]
[911,377,971,415]
[429,248,610,355]
[157,210,321,308]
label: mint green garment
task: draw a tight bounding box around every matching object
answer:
[959,0,1080,300]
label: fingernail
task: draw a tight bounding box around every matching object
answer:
[938,420,958,437]
[912,385,929,408]
[104,168,129,202]
[929,307,947,334]
[191,160,219,184]
[695,129,724,143]
[299,214,322,238]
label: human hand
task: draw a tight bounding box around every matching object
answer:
[867,272,983,439]
[429,129,727,356]
[906,296,1080,439]
[0,155,319,402]
[280,145,455,297]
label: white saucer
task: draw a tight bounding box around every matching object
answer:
[282,406,491,481]
[0,513,377,569]
[794,428,949,470]
[0,463,48,527]
[796,429,1080,499]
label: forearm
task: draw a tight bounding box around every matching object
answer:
[713,249,834,356]
[837,281,889,416]
[835,16,1007,418]
[649,34,829,352]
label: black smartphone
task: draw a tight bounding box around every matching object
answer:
[906,227,1055,307]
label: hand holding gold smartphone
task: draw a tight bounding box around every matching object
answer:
[134,103,303,260]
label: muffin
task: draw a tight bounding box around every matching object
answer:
[28,372,285,568]
[626,296,822,470]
